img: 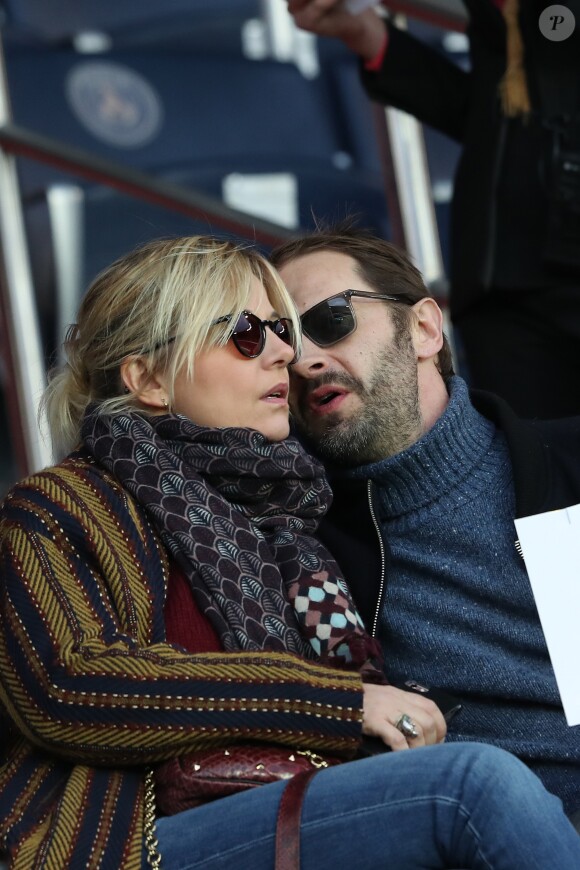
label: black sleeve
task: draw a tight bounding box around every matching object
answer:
[360,22,471,143]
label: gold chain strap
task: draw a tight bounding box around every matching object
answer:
[144,768,162,869]
[295,750,330,770]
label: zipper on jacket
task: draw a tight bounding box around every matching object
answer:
[367,479,386,638]
[481,116,508,290]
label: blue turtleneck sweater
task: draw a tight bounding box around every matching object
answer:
[348,377,579,813]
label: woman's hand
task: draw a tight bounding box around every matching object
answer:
[286,0,386,62]
[362,683,447,751]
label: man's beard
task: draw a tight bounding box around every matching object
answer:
[292,331,422,466]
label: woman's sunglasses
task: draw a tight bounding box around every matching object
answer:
[300,289,417,348]
[214,310,295,359]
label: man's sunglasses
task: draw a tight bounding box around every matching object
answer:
[214,310,295,359]
[300,289,417,348]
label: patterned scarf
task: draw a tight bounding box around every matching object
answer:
[82,409,381,672]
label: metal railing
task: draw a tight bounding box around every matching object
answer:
[0,121,294,477]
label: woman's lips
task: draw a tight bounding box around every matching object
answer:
[261,382,289,404]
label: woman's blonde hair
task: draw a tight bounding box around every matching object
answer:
[43,235,301,457]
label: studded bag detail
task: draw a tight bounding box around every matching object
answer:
[154,744,339,816]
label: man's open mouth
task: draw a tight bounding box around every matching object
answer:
[308,386,348,413]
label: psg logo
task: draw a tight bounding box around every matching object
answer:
[66,61,163,148]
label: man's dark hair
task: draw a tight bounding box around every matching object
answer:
[271,220,454,382]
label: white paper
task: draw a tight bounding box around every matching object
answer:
[344,0,377,14]
[514,504,580,726]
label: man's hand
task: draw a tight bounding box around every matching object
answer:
[362,683,447,751]
[287,0,386,62]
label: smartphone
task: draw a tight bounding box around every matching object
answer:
[394,680,463,723]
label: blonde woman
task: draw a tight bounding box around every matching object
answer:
[0,236,578,870]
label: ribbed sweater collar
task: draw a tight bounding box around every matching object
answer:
[346,377,497,518]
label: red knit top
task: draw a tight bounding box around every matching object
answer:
[164,562,222,652]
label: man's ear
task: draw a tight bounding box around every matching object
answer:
[411,297,444,361]
[120,356,169,410]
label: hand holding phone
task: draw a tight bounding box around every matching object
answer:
[395,680,463,723]
[358,680,463,757]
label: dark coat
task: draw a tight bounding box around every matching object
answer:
[360,0,580,316]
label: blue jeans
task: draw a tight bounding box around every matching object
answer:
[153,743,580,869]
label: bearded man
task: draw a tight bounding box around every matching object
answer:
[271,225,580,818]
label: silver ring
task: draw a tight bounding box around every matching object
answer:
[395,713,419,739]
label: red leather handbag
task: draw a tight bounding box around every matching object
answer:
[154,744,339,816]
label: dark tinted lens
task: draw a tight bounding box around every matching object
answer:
[231,312,264,358]
[301,296,355,347]
[271,318,294,348]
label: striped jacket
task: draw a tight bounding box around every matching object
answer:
[0,454,363,869]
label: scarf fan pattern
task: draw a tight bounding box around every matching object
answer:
[83,410,381,670]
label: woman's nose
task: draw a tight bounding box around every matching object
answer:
[265,327,296,365]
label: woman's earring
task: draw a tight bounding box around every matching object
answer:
[163,398,169,408]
